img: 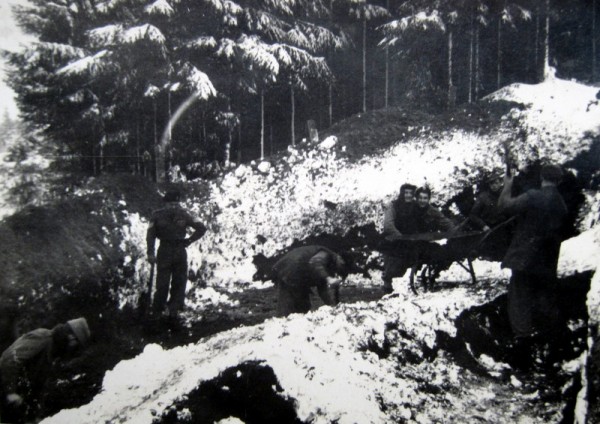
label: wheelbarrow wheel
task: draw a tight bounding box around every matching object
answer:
[410,264,432,294]
[410,264,438,294]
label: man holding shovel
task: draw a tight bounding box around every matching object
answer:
[146,188,206,327]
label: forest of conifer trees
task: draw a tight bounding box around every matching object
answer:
[3,0,598,180]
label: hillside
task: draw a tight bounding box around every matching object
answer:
[1,77,599,423]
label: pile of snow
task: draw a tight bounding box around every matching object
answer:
[45,281,540,424]
[487,78,600,167]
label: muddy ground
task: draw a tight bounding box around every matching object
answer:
[42,283,385,419]
[39,272,591,424]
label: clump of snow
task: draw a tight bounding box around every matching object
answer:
[257,161,271,173]
[319,135,337,150]
[216,418,245,424]
[558,225,600,277]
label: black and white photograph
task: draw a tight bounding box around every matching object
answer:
[0,0,599,423]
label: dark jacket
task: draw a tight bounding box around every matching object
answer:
[500,186,567,274]
[147,202,206,254]
[0,329,55,395]
[415,204,454,234]
[469,190,506,230]
[383,200,417,239]
[272,245,342,291]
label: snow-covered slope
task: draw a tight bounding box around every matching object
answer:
[116,77,600,307]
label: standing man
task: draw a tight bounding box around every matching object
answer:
[381,183,417,294]
[498,164,568,369]
[272,245,348,316]
[147,188,207,325]
[0,317,90,423]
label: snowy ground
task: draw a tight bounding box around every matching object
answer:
[38,77,600,423]
[43,243,593,424]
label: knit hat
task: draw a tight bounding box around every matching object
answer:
[67,317,91,347]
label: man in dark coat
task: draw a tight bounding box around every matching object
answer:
[381,183,417,294]
[498,164,568,368]
[0,317,90,423]
[147,188,207,323]
[469,175,505,232]
[469,175,511,260]
[272,245,348,316]
[414,187,455,234]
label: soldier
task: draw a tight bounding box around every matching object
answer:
[498,164,568,369]
[147,188,207,325]
[381,183,417,294]
[272,245,348,316]
[0,317,90,424]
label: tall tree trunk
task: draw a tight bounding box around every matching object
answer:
[99,140,104,174]
[475,25,480,100]
[202,110,206,145]
[224,104,232,167]
[135,117,140,174]
[237,119,243,163]
[153,98,158,182]
[497,15,502,89]
[291,84,296,146]
[468,12,474,104]
[385,0,390,108]
[329,83,333,126]
[328,0,334,126]
[535,6,540,80]
[260,90,265,160]
[448,29,454,108]
[167,90,172,176]
[543,0,551,80]
[593,0,597,81]
[362,18,367,113]
[269,122,274,155]
[225,130,232,167]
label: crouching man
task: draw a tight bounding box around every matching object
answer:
[272,245,348,316]
[0,317,91,423]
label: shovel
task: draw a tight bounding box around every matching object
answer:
[138,262,155,319]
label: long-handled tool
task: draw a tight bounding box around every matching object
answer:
[138,262,155,319]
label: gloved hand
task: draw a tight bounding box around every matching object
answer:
[147,254,156,265]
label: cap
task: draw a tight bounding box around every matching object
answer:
[66,317,91,347]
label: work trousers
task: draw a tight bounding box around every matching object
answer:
[508,270,561,338]
[153,244,188,316]
[277,283,311,317]
[382,254,409,290]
